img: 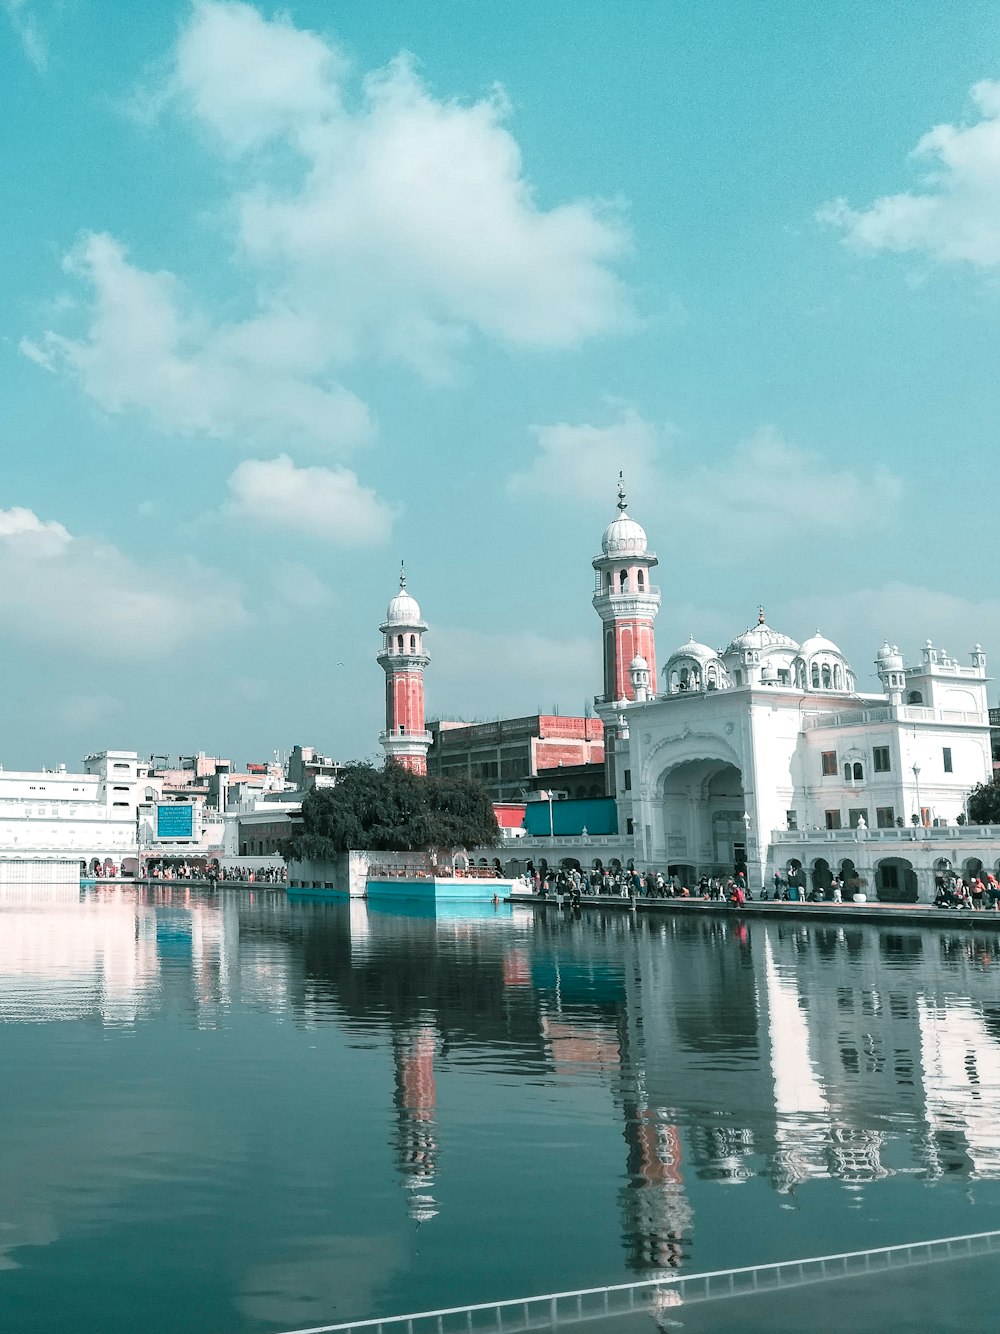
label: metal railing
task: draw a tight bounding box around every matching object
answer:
[275,1229,1000,1334]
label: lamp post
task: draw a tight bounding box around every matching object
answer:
[913,764,922,828]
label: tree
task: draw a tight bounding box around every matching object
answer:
[967,780,1000,826]
[284,763,500,860]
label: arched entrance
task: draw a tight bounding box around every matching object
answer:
[964,858,984,884]
[811,858,833,896]
[658,758,746,879]
[875,857,918,903]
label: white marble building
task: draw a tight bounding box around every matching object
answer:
[517,487,996,902]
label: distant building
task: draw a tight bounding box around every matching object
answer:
[426,714,604,803]
[286,744,344,791]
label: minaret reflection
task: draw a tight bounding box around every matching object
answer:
[392,1025,439,1222]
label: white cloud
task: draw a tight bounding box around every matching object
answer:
[226,454,395,544]
[22,233,372,450]
[819,80,1000,266]
[2,0,47,72]
[0,505,248,656]
[508,412,901,549]
[159,1,631,373]
[507,408,661,506]
[676,427,902,545]
[172,0,343,153]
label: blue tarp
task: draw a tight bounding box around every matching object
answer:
[523,797,618,837]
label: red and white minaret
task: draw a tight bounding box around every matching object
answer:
[592,474,660,704]
[378,563,431,774]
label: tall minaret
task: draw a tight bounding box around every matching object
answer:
[378,563,431,774]
[593,474,661,705]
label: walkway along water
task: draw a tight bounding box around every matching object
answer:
[507,891,1000,929]
[275,1230,1000,1334]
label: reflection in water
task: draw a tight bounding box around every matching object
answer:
[5,887,1000,1330]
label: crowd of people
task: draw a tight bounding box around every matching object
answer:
[934,871,1000,910]
[525,865,860,906]
[528,865,752,905]
[142,863,287,885]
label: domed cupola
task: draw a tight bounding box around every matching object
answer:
[875,639,905,700]
[601,512,648,558]
[722,608,800,687]
[664,636,729,693]
[798,629,855,692]
[384,569,425,629]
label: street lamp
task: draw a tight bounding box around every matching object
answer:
[912,764,922,827]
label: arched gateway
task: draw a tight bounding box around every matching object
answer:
[647,749,747,880]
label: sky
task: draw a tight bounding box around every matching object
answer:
[3,0,1000,771]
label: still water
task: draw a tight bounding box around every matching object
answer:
[1,885,1000,1333]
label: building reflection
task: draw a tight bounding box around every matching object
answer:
[393,1026,439,1222]
[9,888,1000,1273]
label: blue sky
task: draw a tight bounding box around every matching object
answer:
[3,0,1000,770]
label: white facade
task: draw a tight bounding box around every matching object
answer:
[579,493,996,901]
[0,751,163,872]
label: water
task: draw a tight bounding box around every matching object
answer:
[1,885,1000,1332]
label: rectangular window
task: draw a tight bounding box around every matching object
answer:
[881,864,900,891]
[876,806,895,829]
[821,751,838,776]
[786,810,798,830]
[943,747,953,773]
[849,809,868,829]
[626,817,634,835]
[623,769,632,791]
[873,746,891,773]
[825,810,842,830]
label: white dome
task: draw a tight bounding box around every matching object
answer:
[799,631,844,658]
[725,621,799,656]
[668,636,717,663]
[385,588,422,625]
[601,513,648,558]
[630,654,649,671]
[876,640,904,671]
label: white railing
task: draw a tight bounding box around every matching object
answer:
[803,707,892,729]
[275,1229,1000,1334]
[774,825,1000,844]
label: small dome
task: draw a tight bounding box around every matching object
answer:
[668,636,716,662]
[630,654,649,671]
[602,513,648,558]
[800,630,843,658]
[385,589,422,625]
[876,640,903,671]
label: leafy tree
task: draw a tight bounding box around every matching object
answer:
[967,780,1000,826]
[284,763,500,860]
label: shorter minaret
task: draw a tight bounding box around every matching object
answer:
[592,474,660,705]
[378,563,431,774]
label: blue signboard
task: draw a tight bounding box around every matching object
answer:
[157,803,195,839]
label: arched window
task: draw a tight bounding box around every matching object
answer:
[670,670,679,692]
[679,667,690,689]
[397,634,404,651]
[833,664,843,689]
[908,690,923,705]
[707,668,717,690]
[853,762,864,781]
[619,569,628,593]
[844,762,852,782]
[821,663,832,689]
[605,572,612,590]
[409,634,416,652]
[811,663,820,688]
[637,569,645,591]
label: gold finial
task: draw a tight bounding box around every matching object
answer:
[758,605,765,624]
[400,560,406,590]
[617,471,627,514]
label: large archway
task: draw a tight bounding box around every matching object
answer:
[875,857,918,903]
[658,758,746,879]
